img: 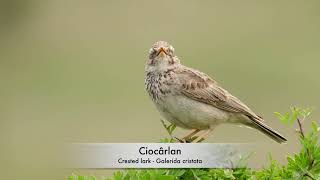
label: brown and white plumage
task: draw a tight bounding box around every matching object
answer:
[145,41,287,143]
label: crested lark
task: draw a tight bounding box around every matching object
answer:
[145,41,287,143]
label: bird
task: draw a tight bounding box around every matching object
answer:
[144,41,287,143]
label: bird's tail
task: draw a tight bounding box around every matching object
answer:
[250,117,287,143]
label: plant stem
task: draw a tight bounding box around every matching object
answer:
[297,118,305,138]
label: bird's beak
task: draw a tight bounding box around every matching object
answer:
[157,47,167,57]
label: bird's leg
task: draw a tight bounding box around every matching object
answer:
[182,129,201,141]
[174,137,185,143]
[192,129,213,143]
[175,129,201,143]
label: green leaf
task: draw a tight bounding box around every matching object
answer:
[158,175,175,180]
[68,174,77,180]
[160,119,176,136]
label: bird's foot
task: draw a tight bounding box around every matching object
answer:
[191,129,213,143]
[175,137,197,143]
[191,136,205,143]
[175,137,189,143]
[182,129,200,140]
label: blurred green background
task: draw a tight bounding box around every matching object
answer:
[1,0,320,179]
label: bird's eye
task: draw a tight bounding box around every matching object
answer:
[167,46,174,55]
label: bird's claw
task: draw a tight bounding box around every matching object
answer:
[175,137,193,143]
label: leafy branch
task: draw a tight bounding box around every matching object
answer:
[276,107,319,180]
[160,119,177,143]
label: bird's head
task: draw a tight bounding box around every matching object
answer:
[146,41,180,71]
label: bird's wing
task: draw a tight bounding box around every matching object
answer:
[174,67,260,119]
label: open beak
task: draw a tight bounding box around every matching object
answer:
[157,47,167,57]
